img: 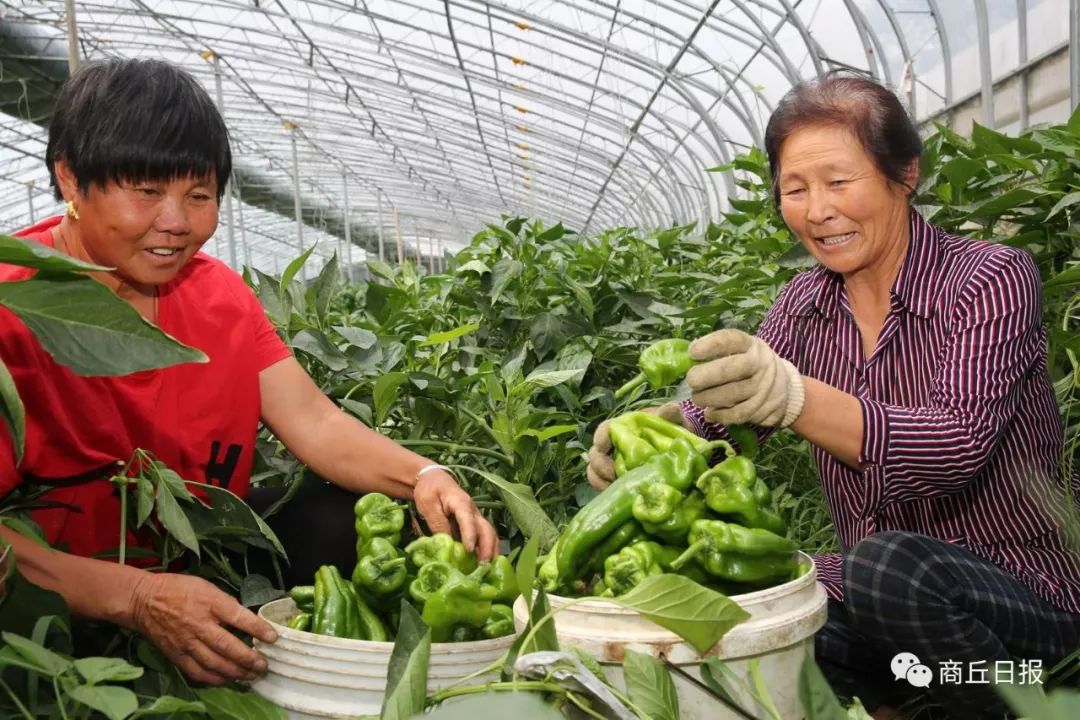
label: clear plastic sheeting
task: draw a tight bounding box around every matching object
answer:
[0,0,1074,275]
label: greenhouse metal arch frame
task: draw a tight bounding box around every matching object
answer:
[0,0,1077,275]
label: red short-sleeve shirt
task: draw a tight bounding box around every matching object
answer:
[0,217,291,557]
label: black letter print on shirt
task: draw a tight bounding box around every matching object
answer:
[206,441,242,487]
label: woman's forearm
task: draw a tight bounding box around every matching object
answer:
[0,525,146,627]
[789,377,865,470]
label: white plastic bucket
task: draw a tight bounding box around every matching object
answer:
[252,598,516,719]
[513,551,827,720]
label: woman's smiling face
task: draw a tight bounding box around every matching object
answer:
[776,124,914,279]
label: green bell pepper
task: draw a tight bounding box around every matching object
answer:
[409,562,496,642]
[352,536,409,597]
[615,338,694,399]
[405,533,478,573]
[602,541,682,596]
[354,492,405,547]
[633,487,709,545]
[312,565,361,639]
[696,457,786,535]
[537,538,562,593]
[478,555,520,604]
[557,437,716,583]
[670,519,796,585]
[287,612,311,632]
[343,582,388,642]
[289,585,315,613]
[581,521,647,578]
[481,604,515,639]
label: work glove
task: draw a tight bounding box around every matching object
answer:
[586,403,689,491]
[686,329,805,429]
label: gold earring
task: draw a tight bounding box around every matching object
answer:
[65,201,80,221]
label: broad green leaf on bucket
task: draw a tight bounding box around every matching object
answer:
[454,466,558,550]
[797,651,849,720]
[0,358,24,463]
[68,685,138,720]
[419,322,480,346]
[381,601,432,720]
[425,693,562,720]
[196,687,286,720]
[239,574,286,607]
[0,275,208,376]
[611,575,750,654]
[0,234,109,273]
[623,650,679,720]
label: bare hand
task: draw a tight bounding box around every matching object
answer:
[413,471,499,561]
[130,572,277,686]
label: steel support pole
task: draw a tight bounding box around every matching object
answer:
[1017,0,1030,130]
[211,54,238,270]
[64,0,79,73]
[342,171,353,282]
[394,208,404,265]
[1072,0,1080,110]
[377,193,385,263]
[974,1,995,128]
[235,182,251,270]
[289,125,306,283]
[26,185,35,224]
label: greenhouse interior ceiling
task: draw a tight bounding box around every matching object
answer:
[0,0,1077,276]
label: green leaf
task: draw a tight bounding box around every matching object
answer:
[520,368,583,391]
[74,657,144,685]
[339,397,374,425]
[965,187,1044,219]
[521,589,559,655]
[196,687,287,720]
[0,517,48,547]
[280,245,317,291]
[0,275,208,375]
[334,325,378,350]
[456,259,490,275]
[419,323,480,346]
[380,601,432,720]
[131,696,206,717]
[310,251,340,323]
[537,222,567,242]
[253,268,287,326]
[515,535,539,613]
[0,359,24,463]
[374,371,410,425]
[797,651,848,720]
[1047,191,1080,221]
[519,424,579,443]
[153,483,200,557]
[240,574,286,607]
[529,313,566,359]
[192,483,287,557]
[565,277,595,321]
[1044,264,1080,294]
[291,328,350,372]
[611,575,750,654]
[135,475,154,527]
[490,258,523,303]
[623,649,679,720]
[68,685,139,720]
[0,234,110,273]
[939,157,986,194]
[1,632,71,676]
[457,467,558,550]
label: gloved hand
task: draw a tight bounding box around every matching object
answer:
[686,329,805,428]
[586,403,689,491]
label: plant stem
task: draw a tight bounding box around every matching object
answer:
[428,680,562,704]
[53,677,70,720]
[0,677,34,720]
[564,690,608,720]
[395,439,512,465]
[118,479,128,566]
[614,373,647,400]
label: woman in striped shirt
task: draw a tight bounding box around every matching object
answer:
[588,76,1079,718]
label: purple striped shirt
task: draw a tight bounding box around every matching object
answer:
[683,210,1080,614]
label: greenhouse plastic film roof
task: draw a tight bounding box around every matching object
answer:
[0,0,1076,275]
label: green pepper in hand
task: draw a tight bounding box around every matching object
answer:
[352,536,409,597]
[405,533,478,573]
[354,493,405,547]
[696,457,786,535]
[670,519,796,585]
[615,338,694,399]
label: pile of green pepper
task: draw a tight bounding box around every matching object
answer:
[284,493,520,643]
[546,414,799,598]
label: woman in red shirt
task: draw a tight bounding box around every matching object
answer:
[0,57,497,686]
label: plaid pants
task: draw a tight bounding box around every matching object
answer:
[815,531,1080,717]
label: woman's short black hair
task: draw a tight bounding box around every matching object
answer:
[764,74,922,204]
[46,57,231,201]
